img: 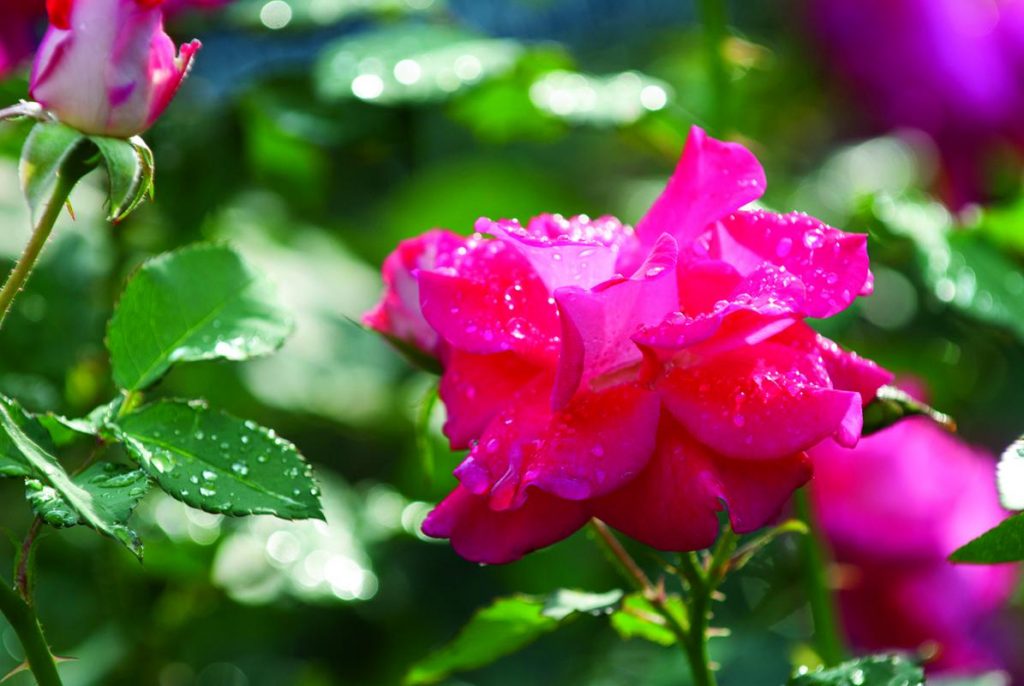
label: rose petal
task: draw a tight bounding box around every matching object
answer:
[422,485,589,564]
[552,233,679,407]
[773,323,893,403]
[364,229,469,355]
[438,350,544,449]
[637,126,766,248]
[592,417,811,550]
[590,420,722,551]
[479,214,640,291]
[713,210,872,318]
[454,378,660,509]
[419,237,559,362]
[659,341,863,460]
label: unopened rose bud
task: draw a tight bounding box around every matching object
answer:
[29,0,200,138]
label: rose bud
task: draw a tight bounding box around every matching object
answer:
[29,0,200,138]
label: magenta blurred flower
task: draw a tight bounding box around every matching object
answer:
[366,127,891,564]
[29,0,201,137]
[813,0,1024,205]
[0,0,41,78]
[811,414,1019,673]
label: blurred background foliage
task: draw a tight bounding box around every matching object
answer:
[0,0,1022,684]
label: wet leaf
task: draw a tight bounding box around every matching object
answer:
[861,385,955,436]
[0,395,143,557]
[111,400,323,520]
[106,244,293,390]
[405,590,622,685]
[789,654,924,685]
[27,462,149,530]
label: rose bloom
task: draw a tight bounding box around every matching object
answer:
[812,0,1024,206]
[0,0,226,82]
[811,410,1019,674]
[28,0,202,138]
[367,127,891,564]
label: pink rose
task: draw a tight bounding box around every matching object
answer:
[367,127,891,564]
[1,0,226,79]
[29,0,201,137]
[811,412,1019,674]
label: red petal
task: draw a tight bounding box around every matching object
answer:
[422,485,588,564]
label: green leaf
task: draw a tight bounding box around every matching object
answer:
[540,589,622,620]
[0,395,143,557]
[27,462,149,529]
[872,194,1024,342]
[862,385,955,436]
[39,397,125,446]
[316,24,521,105]
[610,594,686,646]
[111,400,322,519]
[950,513,1024,564]
[997,435,1024,511]
[18,122,89,223]
[405,590,622,685]
[89,135,154,222]
[106,244,293,390]
[0,397,52,478]
[789,654,925,685]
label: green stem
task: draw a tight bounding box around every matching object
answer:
[676,530,737,686]
[588,520,690,650]
[0,581,63,686]
[697,0,730,133]
[0,156,90,331]
[793,488,847,666]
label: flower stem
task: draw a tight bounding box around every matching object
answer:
[15,518,43,603]
[793,487,847,666]
[0,151,92,331]
[588,520,690,646]
[589,520,738,686]
[676,530,737,686]
[0,580,63,686]
[697,0,730,133]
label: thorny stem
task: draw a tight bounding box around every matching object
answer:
[0,147,92,331]
[15,519,43,603]
[793,488,848,666]
[0,581,63,686]
[589,520,737,686]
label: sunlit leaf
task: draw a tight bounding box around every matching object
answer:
[111,400,323,520]
[789,654,924,685]
[27,462,149,529]
[316,24,521,105]
[950,513,1024,564]
[872,194,1024,342]
[610,593,686,646]
[405,590,622,685]
[106,243,293,390]
[861,385,955,436]
[0,395,143,557]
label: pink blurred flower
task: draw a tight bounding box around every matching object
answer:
[813,0,1024,206]
[367,127,891,564]
[29,0,201,137]
[811,415,1019,674]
